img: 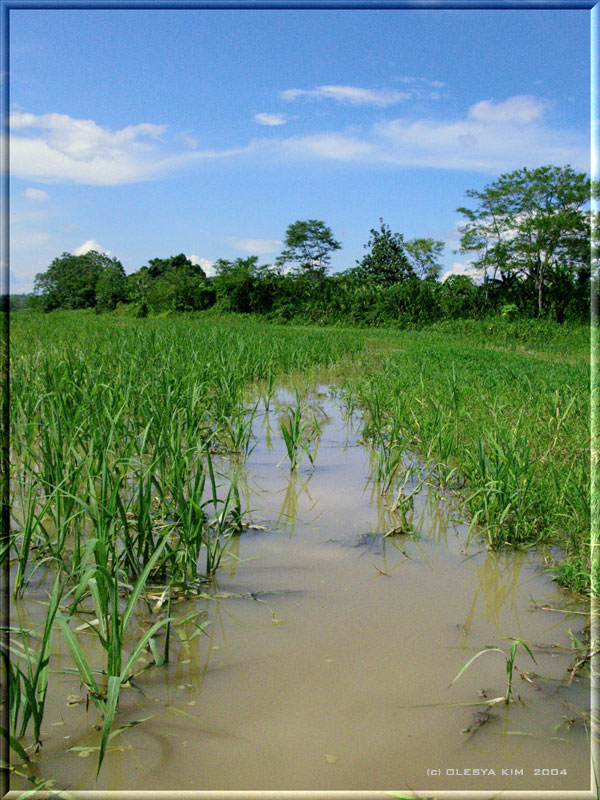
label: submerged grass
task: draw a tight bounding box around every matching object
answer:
[4,310,592,783]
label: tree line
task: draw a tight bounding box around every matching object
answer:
[21,164,596,324]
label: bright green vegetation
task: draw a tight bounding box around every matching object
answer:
[6,311,367,779]
[18,164,594,324]
[4,310,593,785]
[342,319,592,593]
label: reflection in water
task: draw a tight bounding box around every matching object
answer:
[276,469,319,534]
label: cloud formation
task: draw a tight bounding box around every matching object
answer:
[23,187,50,201]
[7,95,588,188]
[276,95,588,173]
[254,113,287,126]
[9,111,252,185]
[280,85,411,107]
[467,95,548,125]
[74,239,109,256]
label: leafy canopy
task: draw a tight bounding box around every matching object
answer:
[34,251,126,312]
[354,219,415,286]
[457,164,591,314]
[276,219,341,276]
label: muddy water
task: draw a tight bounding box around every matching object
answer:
[9,388,590,796]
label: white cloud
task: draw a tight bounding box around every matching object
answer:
[274,95,588,173]
[254,113,287,126]
[398,77,446,89]
[280,85,411,107]
[232,238,282,254]
[441,261,482,283]
[74,239,109,256]
[189,254,215,276]
[8,95,587,189]
[468,95,548,125]
[23,187,49,201]
[177,131,198,149]
[9,111,255,185]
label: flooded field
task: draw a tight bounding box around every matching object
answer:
[8,386,591,796]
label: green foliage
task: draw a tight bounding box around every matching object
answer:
[440,274,480,318]
[277,394,319,471]
[34,251,127,312]
[344,318,591,592]
[214,256,260,312]
[5,309,593,786]
[147,253,206,280]
[405,237,445,280]
[457,164,591,316]
[353,219,415,286]
[8,311,369,775]
[7,294,36,311]
[95,261,128,312]
[126,255,212,315]
[27,163,593,324]
[276,219,341,276]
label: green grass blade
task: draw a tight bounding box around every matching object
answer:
[97,674,121,778]
[56,615,104,714]
[449,647,505,686]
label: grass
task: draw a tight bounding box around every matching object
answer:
[3,309,592,783]
[341,320,592,594]
[449,637,538,705]
[277,393,320,471]
[5,311,368,779]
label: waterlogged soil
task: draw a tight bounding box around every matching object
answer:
[9,387,590,796]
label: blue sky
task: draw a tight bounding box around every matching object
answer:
[8,7,591,292]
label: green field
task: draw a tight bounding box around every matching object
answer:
[9,311,592,591]
[5,310,593,785]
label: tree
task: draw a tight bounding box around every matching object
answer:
[354,219,414,286]
[276,220,341,276]
[457,165,591,315]
[128,267,151,317]
[213,256,259,313]
[132,254,208,313]
[95,261,128,311]
[440,274,480,318]
[34,251,126,311]
[146,253,206,280]
[405,238,445,280]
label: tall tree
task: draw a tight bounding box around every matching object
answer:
[276,220,341,276]
[213,256,260,312]
[354,219,414,286]
[457,165,591,315]
[95,261,128,311]
[146,253,206,280]
[405,238,445,280]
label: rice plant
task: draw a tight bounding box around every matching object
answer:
[2,574,63,756]
[57,534,173,776]
[449,637,537,705]
[277,394,319,471]
[5,309,591,788]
